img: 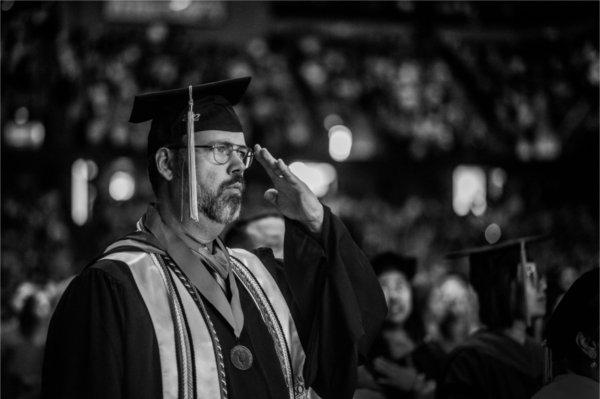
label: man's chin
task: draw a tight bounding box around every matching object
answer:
[217,203,242,225]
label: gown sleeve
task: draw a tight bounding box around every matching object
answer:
[41,263,125,399]
[255,205,387,399]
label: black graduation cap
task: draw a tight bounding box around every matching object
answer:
[446,235,548,329]
[128,77,251,221]
[545,267,599,360]
[371,251,417,280]
[129,76,251,152]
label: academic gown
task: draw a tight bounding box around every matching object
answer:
[531,373,599,399]
[436,329,544,399]
[41,206,387,399]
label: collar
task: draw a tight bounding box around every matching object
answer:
[143,205,244,337]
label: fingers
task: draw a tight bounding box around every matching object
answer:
[276,158,298,183]
[373,357,396,373]
[373,362,393,377]
[373,358,415,379]
[254,144,279,179]
[254,144,298,184]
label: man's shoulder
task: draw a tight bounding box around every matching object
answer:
[78,229,165,279]
[103,229,165,255]
[78,257,138,288]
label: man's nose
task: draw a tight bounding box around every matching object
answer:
[229,151,246,173]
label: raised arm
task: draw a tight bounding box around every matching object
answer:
[254,145,387,399]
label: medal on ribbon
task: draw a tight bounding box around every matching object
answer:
[230,344,253,370]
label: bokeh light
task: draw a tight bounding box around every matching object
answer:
[109,171,136,201]
[289,161,337,197]
[485,223,502,244]
[328,125,352,162]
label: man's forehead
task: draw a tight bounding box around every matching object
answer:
[192,130,246,145]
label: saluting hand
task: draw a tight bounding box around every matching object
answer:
[254,144,324,234]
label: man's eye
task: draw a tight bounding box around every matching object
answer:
[215,145,229,153]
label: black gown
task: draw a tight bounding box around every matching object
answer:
[436,329,544,399]
[41,207,387,399]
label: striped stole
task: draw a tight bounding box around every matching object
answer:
[100,247,319,399]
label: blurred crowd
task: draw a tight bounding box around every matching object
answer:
[1,2,598,399]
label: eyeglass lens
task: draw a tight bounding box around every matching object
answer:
[213,144,253,168]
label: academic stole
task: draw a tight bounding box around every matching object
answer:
[103,249,307,399]
[160,254,300,399]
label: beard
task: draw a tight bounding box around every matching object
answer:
[198,175,245,225]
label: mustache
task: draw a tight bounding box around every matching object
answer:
[218,175,245,193]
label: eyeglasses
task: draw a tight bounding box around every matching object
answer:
[170,143,254,168]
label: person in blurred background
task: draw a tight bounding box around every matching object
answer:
[437,237,547,399]
[545,264,580,314]
[2,284,53,399]
[223,209,284,259]
[355,252,436,399]
[416,273,479,385]
[42,77,386,399]
[532,267,599,399]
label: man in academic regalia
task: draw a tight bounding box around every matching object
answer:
[437,237,547,399]
[41,77,387,399]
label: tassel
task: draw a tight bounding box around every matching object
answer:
[519,240,532,327]
[187,85,199,222]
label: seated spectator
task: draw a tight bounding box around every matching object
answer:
[355,252,435,399]
[415,273,479,384]
[532,267,599,399]
[1,283,53,399]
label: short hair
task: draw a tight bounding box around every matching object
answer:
[546,268,599,362]
[370,251,417,280]
[147,124,183,195]
[147,120,170,195]
[148,153,160,195]
[469,250,521,330]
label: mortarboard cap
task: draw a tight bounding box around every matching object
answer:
[446,235,547,261]
[129,76,251,155]
[446,235,548,329]
[545,267,599,360]
[371,251,417,280]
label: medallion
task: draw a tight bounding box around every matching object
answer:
[231,344,253,370]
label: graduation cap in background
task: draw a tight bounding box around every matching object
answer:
[223,205,282,243]
[544,267,599,379]
[223,205,285,257]
[446,235,548,329]
[128,77,251,221]
[370,251,417,280]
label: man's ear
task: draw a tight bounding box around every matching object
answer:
[575,331,598,360]
[156,147,176,181]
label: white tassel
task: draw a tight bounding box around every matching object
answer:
[187,85,199,222]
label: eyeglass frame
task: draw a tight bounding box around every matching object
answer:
[168,142,254,168]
